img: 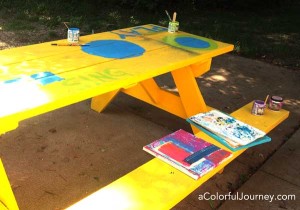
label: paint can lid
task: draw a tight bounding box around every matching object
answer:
[271,96,283,102]
[69,28,80,31]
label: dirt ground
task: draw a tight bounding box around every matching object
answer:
[0,26,300,210]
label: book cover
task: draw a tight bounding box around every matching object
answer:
[143,129,232,180]
[187,110,271,151]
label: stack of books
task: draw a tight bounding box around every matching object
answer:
[187,109,271,151]
[143,129,233,180]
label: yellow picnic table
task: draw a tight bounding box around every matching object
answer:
[2,24,288,210]
[0,24,233,134]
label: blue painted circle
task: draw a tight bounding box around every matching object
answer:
[82,40,145,59]
[175,37,210,48]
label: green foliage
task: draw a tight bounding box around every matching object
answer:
[0,0,299,69]
[48,30,59,38]
[3,19,35,31]
[120,0,162,11]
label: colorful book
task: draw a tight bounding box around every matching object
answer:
[187,110,271,151]
[143,129,232,180]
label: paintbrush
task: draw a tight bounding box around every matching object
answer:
[172,12,177,22]
[63,22,69,29]
[51,43,89,46]
[165,10,172,21]
[264,95,269,105]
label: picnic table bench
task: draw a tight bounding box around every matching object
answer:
[0,24,288,210]
[65,103,289,210]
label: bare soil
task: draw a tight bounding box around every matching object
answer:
[1,23,300,210]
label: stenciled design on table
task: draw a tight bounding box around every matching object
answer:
[81,40,145,59]
[60,68,133,88]
[1,71,64,86]
[111,25,167,39]
[162,34,218,51]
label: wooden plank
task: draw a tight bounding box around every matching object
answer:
[0,24,233,133]
[172,66,208,116]
[66,102,289,210]
[122,82,187,119]
[0,24,233,80]
[0,25,166,66]
[0,41,231,134]
[0,159,19,210]
[0,24,235,208]
[147,30,233,57]
[2,41,215,126]
[0,34,168,80]
[91,89,120,112]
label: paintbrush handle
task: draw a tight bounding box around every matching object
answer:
[172,12,177,22]
[51,43,89,46]
[264,95,270,105]
[165,10,172,21]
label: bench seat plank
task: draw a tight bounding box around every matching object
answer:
[66,102,289,210]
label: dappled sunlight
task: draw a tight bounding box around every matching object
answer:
[0,41,10,49]
[203,67,230,82]
[0,79,49,117]
[65,158,190,210]
[0,26,11,49]
[160,85,178,94]
[0,65,8,74]
[214,67,231,76]
[219,89,227,95]
[200,67,230,87]
[208,74,228,82]
[283,98,300,107]
[236,73,256,84]
[280,98,300,115]
[266,33,297,43]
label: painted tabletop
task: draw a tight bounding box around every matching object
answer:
[0,24,233,130]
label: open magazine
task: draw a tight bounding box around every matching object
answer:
[187,110,271,151]
[143,129,232,180]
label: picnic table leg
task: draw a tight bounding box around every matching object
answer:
[121,59,210,125]
[121,62,210,122]
[122,79,187,119]
[171,66,208,116]
[0,159,19,210]
[190,58,212,77]
[0,120,19,136]
[91,90,120,112]
[171,64,209,133]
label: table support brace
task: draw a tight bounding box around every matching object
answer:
[91,89,120,113]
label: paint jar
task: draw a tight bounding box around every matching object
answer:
[168,21,179,33]
[68,28,80,43]
[268,96,283,111]
[251,100,266,115]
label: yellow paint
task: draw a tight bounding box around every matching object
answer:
[66,102,289,210]
[0,24,234,208]
[0,24,233,135]
[171,66,208,115]
[91,89,120,112]
[0,159,19,210]
[191,58,212,77]
[140,79,161,104]
[122,81,187,119]
[0,117,19,135]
